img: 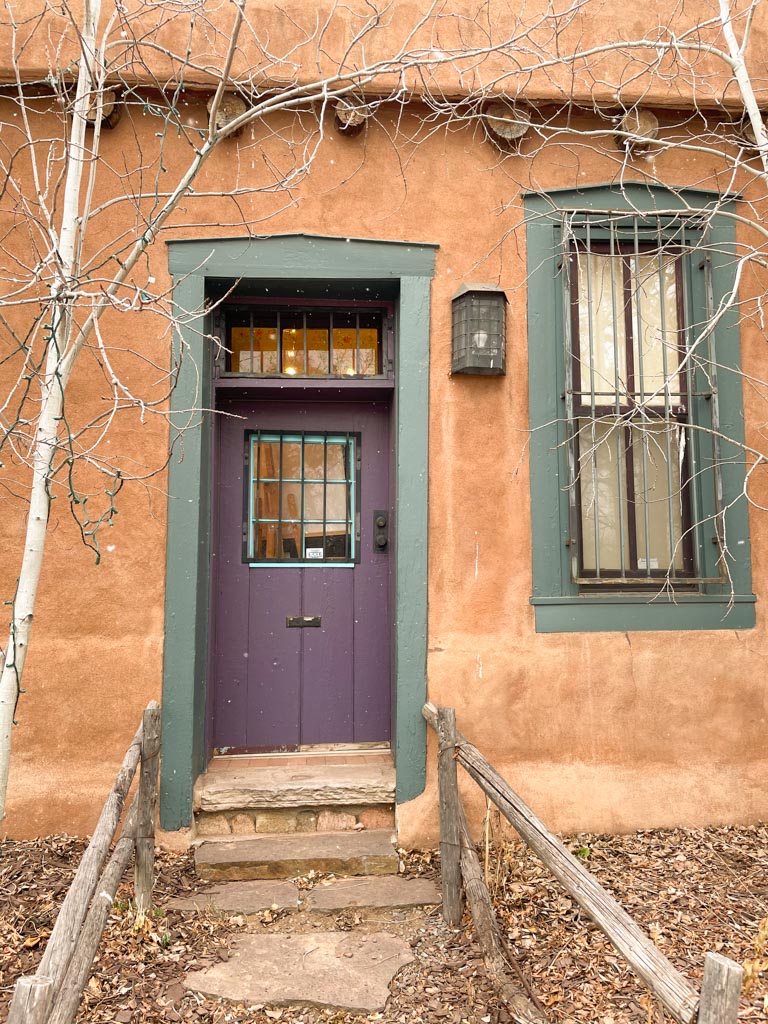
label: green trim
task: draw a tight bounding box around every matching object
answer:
[167,233,439,279]
[394,277,431,803]
[161,235,434,828]
[525,183,756,635]
[532,596,755,633]
[160,275,211,829]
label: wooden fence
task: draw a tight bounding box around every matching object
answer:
[423,702,743,1024]
[8,701,161,1024]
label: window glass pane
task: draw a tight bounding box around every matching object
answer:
[249,432,355,562]
[332,311,356,376]
[229,309,252,373]
[304,442,326,480]
[281,523,301,559]
[630,254,681,407]
[256,522,278,559]
[358,327,379,375]
[281,486,301,522]
[281,314,305,375]
[325,483,348,521]
[578,418,630,574]
[631,422,684,573]
[306,311,330,375]
[281,441,301,480]
[326,443,347,481]
[577,252,627,404]
[258,481,280,518]
[252,317,279,374]
[304,483,325,521]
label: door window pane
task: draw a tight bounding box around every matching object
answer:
[248,432,357,563]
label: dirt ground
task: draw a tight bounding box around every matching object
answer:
[1,823,766,1023]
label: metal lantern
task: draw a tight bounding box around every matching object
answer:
[451,284,507,375]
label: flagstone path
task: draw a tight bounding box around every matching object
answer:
[181,874,442,1012]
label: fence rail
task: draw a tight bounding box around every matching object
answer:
[8,701,161,1024]
[423,701,743,1024]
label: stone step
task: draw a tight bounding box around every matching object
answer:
[171,875,441,914]
[195,829,399,881]
[194,762,395,814]
[184,931,414,1013]
[195,803,394,838]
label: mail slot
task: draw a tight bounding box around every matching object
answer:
[286,615,322,628]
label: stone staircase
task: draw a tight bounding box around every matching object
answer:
[192,751,398,881]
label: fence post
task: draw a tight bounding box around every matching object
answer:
[437,706,463,927]
[135,700,161,916]
[7,975,53,1024]
[697,952,742,1024]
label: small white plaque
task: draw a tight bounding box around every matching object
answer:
[305,548,324,559]
[637,557,659,570]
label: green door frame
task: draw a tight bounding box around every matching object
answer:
[160,234,436,829]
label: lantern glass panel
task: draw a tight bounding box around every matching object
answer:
[451,288,506,375]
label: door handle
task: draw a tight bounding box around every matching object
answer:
[286,616,322,628]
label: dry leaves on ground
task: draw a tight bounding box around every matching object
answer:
[1,824,767,1023]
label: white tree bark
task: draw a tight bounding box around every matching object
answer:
[0,0,101,822]
[718,0,768,179]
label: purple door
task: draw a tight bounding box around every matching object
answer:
[211,398,391,750]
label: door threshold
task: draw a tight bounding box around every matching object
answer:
[213,742,390,758]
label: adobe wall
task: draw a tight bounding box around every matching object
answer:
[1,87,767,842]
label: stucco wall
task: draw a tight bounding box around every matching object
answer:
[1,83,767,841]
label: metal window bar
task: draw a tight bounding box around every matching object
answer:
[276,310,282,373]
[345,433,352,559]
[701,238,724,544]
[355,312,361,376]
[584,222,602,576]
[609,224,627,577]
[632,220,652,578]
[302,312,307,372]
[300,433,306,560]
[561,237,580,584]
[322,436,328,557]
[656,230,677,570]
[252,431,261,559]
[329,311,334,374]
[565,212,718,585]
[681,249,704,571]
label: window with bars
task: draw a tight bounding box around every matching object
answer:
[245,431,359,564]
[224,306,385,377]
[567,230,702,584]
[524,186,755,633]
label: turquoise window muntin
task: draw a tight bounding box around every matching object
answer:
[246,431,358,566]
[525,186,756,632]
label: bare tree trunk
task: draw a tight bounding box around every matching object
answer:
[718,0,768,179]
[0,0,101,822]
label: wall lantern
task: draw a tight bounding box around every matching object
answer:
[451,284,507,376]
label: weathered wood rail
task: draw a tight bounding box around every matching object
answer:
[423,702,744,1024]
[8,701,161,1024]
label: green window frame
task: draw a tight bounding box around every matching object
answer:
[525,185,756,632]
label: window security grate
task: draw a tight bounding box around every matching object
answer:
[245,431,359,564]
[561,213,722,585]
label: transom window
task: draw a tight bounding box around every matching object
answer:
[225,305,384,376]
[246,431,358,564]
[568,237,697,582]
